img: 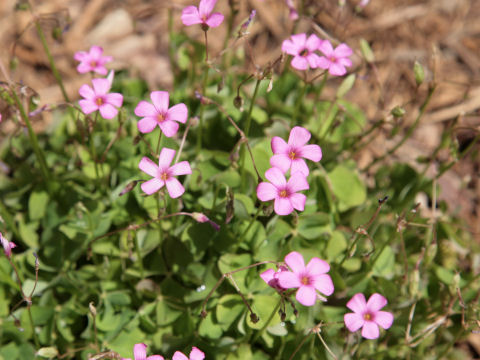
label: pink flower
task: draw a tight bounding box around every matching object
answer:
[78,74,123,119]
[282,33,322,70]
[121,343,164,360]
[285,0,299,20]
[134,91,187,137]
[1,232,16,258]
[139,148,192,198]
[74,46,112,75]
[181,0,224,29]
[260,266,289,291]
[172,347,205,360]
[317,40,353,76]
[192,212,220,231]
[277,251,334,306]
[270,126,322,176]
[344,293,394,339]
[359,0,370,7]
[256,167,309,216]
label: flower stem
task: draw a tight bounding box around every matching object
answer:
[239,205,262,243]
[156,131,164,155]
[251,299,281,343]
[196,63,209,153]
[293,80,308,125]
[27,306,40,348]
[133,231,145,279]
[34,20,70,103]
[240,78,262,190]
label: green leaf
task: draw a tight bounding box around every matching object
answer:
[297,213,330,240]
[372,247,395,278]
[359,39,375,63]
[36,347,58,359]
[326,231,347,261]
[336,74,356,99]
[28,191,49,221]
[328,164,367,211]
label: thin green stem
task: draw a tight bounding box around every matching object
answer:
[133,232,145,279]
[156,131,163,155]
[27,306,40,348]
[196,65,209,153]
[240,78,262,189]
[34,21,69,103]
[239,206,262,244]
[293,80,308,125]
[89,113,100,180]
[251,299,281,343]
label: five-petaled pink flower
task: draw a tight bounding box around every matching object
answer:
[260,266,289,291]
[270,126,322,176]
[344,293,394,339]
[181,0,224,29]
[121,343,164,360]
[139,148,192,198]
[317,40,353,76]
[172,347,205,360]
[74,46,112,75]
[1,232,16,258]
[134,91,187,137]
[256,167,309,216]
[282,33,323,70]
[79,73,123,119]
[277,251,334,306]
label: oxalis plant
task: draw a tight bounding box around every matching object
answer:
[0,0,478,359]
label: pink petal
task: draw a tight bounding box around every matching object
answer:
[300,144,322,162]
[306,257,330,275]
[312,274,334,296]
[291,56,308,70]
[99,103,118,119]
[375,311,394,330]
[199,0,216,16]
[141,178,164,195]
[290,33,307,46]
[344,313,365,332]
[158,148,176,168]
[99,55,113,65]
[316,56,332,70]
[133,343,147,359]
[79,84,95,100]
[189,347,205,360]
[105,93,123,108]
[284,251,305,273]
[281,39,302,56]
[159,120,180,137]
[78,99,98,115]
[135,101,157,117]
[260,269,275,284]
[89,45,103,59]
[269,154,291,174]
[257,182,277,201]
[271,136,289,154]
[334,43,353,57]
[296,285,317,306]
[306,53,321,69]
[265,167,287,187]
[77,63,93,73]
[151,91,169,113]
[318,40,334,57]
[338,57,352,67]
[137,117,158,133]
[93,66,108,76]
[366,293,388,312]
[305,34,321,51]
[74,51,87,61]
[290,159,309,177]
[286,172,309,192]
[181,6,202,26]
[288,126,311,147]
[289,193,306,211]
[166,103,188,124]
[139,157,159,177]
[205,13,224,28]
[92,78,111,95]
[169,161,192,176]
[165,177,185,198]
[146,356,164,360]
[277,271,301,289]
[329,63,347,76]
[362,321,380,339]
[346,293,367,313]
[274,197,293,215]
[172,352,188,360]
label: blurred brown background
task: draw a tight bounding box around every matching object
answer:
[0,0,479,240]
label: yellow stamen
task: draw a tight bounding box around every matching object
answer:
[364,313,372,321]
[279,190,288,198]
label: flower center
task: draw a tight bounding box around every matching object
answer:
[363,313,373,321]
[279,189,288,198]
[157,113,166,123]
[300,48,309,57]
[289,151,297,160]
[301,275,310,285]
[95,97,104,106]
[329,56,337,63]
[159,171,169,181]
[90,60,97,68]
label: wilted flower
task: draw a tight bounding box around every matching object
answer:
[282,33,322,70]
[1,232,16,258]
[260,266,289,291]
[78,73,123,119]
[270,126,322,176]
[134,91,187,137]
[172,347,205,360]
[317,40,353,76]
[139,148,192,198]
[181,0,224,29]
[74,45,112,75]
[256,167,309,216]
[344,293,394,339]
[277,251,334,306]
[191,212,220,231]
[121,343,164,360]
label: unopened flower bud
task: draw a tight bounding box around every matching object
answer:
[414,61,425,86]
[233,96,243,109]
[192,212,220,231]
[250,313,259,323]
[391,106,406,118]
[409,269,420,297]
